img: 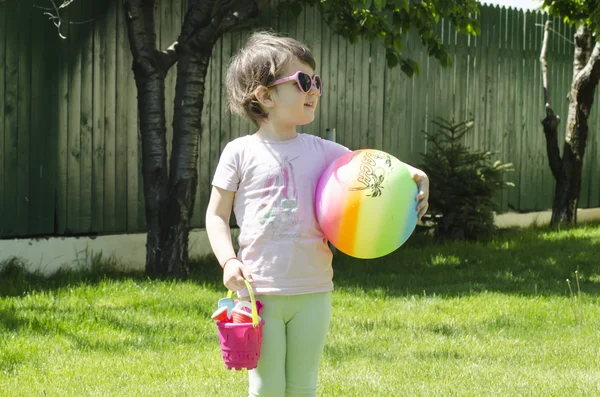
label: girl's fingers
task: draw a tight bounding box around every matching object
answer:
[417,202,429,217]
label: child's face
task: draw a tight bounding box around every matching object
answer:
[269,57,320,127]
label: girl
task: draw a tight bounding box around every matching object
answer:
[205,31,429,397]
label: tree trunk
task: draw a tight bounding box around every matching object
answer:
[124,0,176,275]
[161,51,211,275]
[540,24,600,227]
[136,68,169,276]
[157,0,259,275]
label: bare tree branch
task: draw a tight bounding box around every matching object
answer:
[40,0,67,39]
[540,20,562,180]
[35,0,96,39]
[540,21,553,116]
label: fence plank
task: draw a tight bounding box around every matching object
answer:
[15,1,32,235]
[470,11,484,151]
[81,3,94,233]
[361,39,371,149]
[28,6,52,235]
[410,31,428,159]
[0,0,7,221]
[454,25,470,126]
[114,0,129,231]
[220,33,232,157]
[506,10,522,209]
[309,6,324,137]
[0,2,5,235]
[92,7,107,232]
[345,41,357,149]
[0,0,4,232]
[351,40,362,150]
[66,1,83,233]
[103,0,117,232]
[319,21,331,136]
[127,3,142,233]
[368,39,385,151]
[496,7,509,210]
[0,3,8,235]
[336,37,349,148]
[2,0,19,236]
[208,37,222,219]
[326,28,339,139]
[229,31,242,142]
[382,50,394,155]
[518,10,534,210]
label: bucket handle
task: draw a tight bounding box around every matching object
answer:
[227,279,260,328]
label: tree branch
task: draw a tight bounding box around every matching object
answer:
[573,41,600,101]
[177,0,258,54]
[141,0,156,50]
[572,25,592,84]
[159,42,179,71]
[124,0,176,77]
[38,0,68,39]
[540,19,562,180]
[215,0,259,36]
[540,20,554,117]
[179,0,215,45]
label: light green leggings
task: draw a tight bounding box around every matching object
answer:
[248,292,332,397]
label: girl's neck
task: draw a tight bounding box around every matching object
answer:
[255,122,297,142]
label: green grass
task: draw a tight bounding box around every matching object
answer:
[1,223,600,396]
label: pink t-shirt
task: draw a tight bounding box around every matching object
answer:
[212,133,350,295]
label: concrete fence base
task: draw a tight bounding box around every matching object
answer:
[1,209,598,276]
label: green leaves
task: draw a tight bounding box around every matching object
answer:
[374,0,386,11]
[287,0,480,77]
[395,0,410,12]
[401,57,419,77]
[543,0,600,34]
[386,51,400,67]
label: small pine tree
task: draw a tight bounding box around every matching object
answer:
[419,117,514,240]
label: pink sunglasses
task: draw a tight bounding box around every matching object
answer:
[268,71,323,96]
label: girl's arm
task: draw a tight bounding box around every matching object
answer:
[205,186,253,291]
[402,163,430,221]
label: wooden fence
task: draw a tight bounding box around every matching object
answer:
[0,0,598,238]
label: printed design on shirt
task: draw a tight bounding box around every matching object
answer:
[348,151,392,198]
[256,155,303,240]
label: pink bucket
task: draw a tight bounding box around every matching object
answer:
[217,319,265,370]
[216,280,264,370]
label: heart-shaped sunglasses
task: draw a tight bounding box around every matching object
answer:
[268,71,322,96]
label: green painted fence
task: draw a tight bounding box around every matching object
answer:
[0,0,598,238]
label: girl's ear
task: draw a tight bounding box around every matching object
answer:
[254,85,275,109]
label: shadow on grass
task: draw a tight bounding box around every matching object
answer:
[0,257,221,354]
[1,223,599,301]
[331,223,600,297]
[0,301,217,353]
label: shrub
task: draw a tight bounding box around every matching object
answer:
[418,117,514,240]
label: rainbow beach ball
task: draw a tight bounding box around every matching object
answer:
[315,149,419,259]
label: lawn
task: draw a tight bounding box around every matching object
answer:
[1,224,599,396]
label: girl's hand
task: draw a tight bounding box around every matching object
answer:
[411,170,430,221]
[223,259,254,292]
